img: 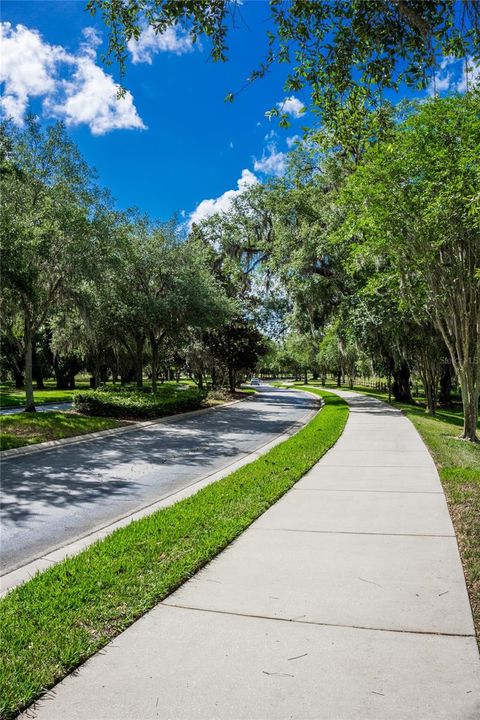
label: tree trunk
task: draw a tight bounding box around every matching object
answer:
[392,362,413,403]
[13,368,24,389]
[91,365,100,389]
[458,366,479,442]
[228,366,235,393]
[24,319,36,412]
[439,363,453,407]
[418,363,438,415]
[423,378,437,415]
[135,334,144,389]
[150,334,159,394]
[34,369,45,390]
[336,370,341,387]
[304,370,308,384]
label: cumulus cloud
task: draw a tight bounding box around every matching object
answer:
[0,22,145,134]
[189,168,258,227]
[128,25,193,64]
[427,55,455,96]
[253,144,286,176]
[427,55,479,96]
[277,95,305,118]
[0,22,66,123]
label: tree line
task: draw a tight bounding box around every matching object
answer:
[0,118,268,410]
[191,92,480,442]
[1,94,478,441]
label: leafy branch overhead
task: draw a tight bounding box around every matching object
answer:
[89,0,480,121]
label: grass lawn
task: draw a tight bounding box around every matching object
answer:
[282,379,480,645]
[0,389,348,719]
[0,382,87,408]
[0,378,197,408]
[0,412,126,451]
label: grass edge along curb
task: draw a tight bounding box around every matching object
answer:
[0,389,348,719]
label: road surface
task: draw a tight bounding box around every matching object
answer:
[0,386,316,575]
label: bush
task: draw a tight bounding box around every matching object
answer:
[73,387,207,419]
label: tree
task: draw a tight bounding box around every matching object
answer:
[206,318,268,392]
[341,93,480,440]
[1,119,97,411]
[114,224,233,393]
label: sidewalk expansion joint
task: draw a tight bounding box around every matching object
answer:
[251,528,456,538]
[160,602,475,639]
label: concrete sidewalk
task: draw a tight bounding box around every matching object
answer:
[24,391,480,720]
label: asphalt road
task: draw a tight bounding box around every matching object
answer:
[0,402,73,415]
[0,386,317,575]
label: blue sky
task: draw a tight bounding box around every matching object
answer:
[1,1,476,225]
[1,0,310,224]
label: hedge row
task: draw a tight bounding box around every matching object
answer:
[73,387,207,419]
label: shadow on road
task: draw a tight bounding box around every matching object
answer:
[1,391,316,526]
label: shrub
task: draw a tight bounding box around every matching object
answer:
[73,387,207,419]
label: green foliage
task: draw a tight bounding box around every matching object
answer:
[339,92,480,438]
[73,386,207,419]
[0,389,348,718]
[89,0,479,122]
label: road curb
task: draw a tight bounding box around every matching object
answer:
[0,394,255,460]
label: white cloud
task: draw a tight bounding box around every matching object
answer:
[253,144,286,176]
[457,57,480,92]
[0,22,145,134]
[45,32,145,135]
[277,95,305,118]
[189,168,258,227]
[0,22,66,123]
[427,59,454,96]
[427,55,479,96]
[128,25,193,64]
[264,129,276,141]
[286,134,300,148]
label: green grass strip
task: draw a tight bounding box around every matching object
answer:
[0,388,348,718]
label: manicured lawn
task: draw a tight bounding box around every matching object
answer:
[0,389,348,719]
[0,382,88,408]
[0,412,126,451]
[0,378,243,408]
